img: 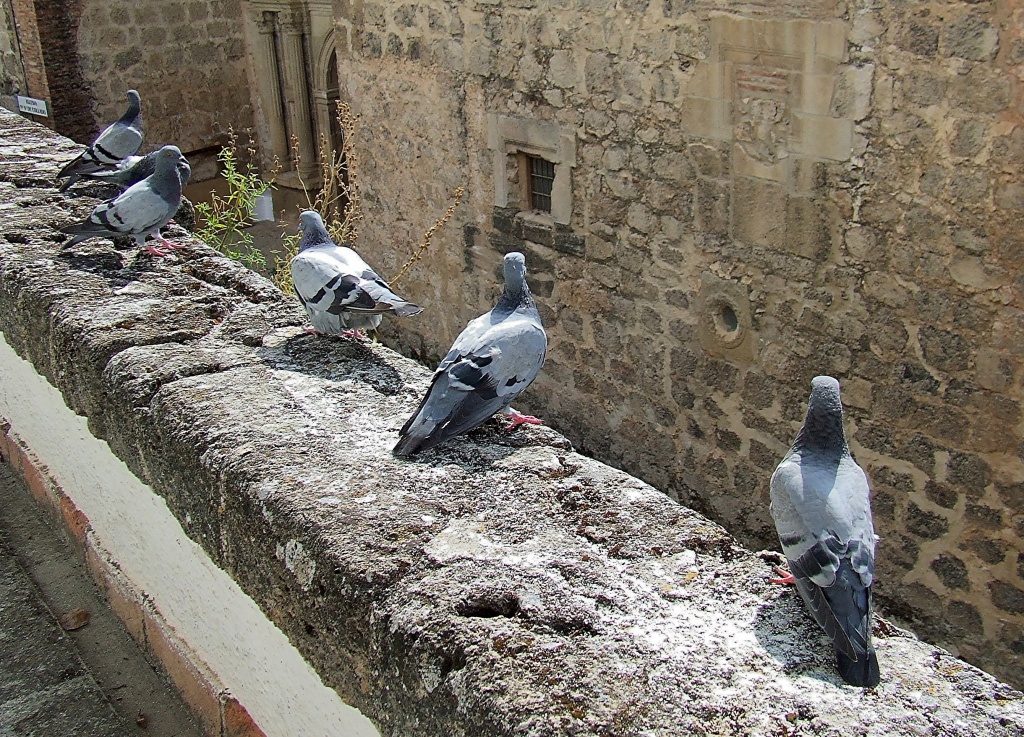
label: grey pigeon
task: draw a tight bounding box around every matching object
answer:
[55,90,144,193]
[290,211,423,337]
[60,145,188,256]
[394,252,547,456]
[769,376,880,688]
[83,150,191,190]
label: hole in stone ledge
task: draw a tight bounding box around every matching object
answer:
[4,233,29,244]
[455,593,520,619]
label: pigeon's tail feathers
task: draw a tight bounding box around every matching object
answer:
[836,644,880,688]
[395,374,504,456]
[393,429,430,457]
[57,173,80,193]
[792,553,879,688]
[394,388,441,456]
[56,155,109,190]
[55,152,85,182]
[359,279,424,318]
[391,299,424,318]
[60,222,103,248]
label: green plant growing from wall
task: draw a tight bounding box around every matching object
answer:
[194,130,275,272]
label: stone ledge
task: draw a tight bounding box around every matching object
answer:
[0,108,1022,736]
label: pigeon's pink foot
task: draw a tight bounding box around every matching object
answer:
[302,326,321,336]
[342,329,368,340]
[769,566,796,585]
[156,235,186,250]
[506,409,543,431]
[143,243,171,257]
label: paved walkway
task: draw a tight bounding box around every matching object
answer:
[0,462,200,737]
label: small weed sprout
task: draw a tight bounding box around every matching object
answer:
[194,129,278,271]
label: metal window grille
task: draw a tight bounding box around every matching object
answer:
[528,156,555,212]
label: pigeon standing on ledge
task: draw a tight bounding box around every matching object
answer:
[290,210,423,338]
[769,376,880,688]
[55,89,144,193]
[60,145,188,256]
[83,150,192,191]
[394,251,547,457]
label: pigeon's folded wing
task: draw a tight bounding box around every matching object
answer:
[292,251,380,314]
[403,315,546,436]
[91,184,173,235]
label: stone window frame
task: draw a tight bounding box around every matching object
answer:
[487,114,576,226]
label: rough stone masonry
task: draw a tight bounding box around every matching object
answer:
[1,109,1023,736]
[324,0,1024,686]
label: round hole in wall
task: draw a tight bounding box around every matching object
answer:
[705,296,746,349]
[719,304,739,333]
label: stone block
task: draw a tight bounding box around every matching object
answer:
[552,230,585,256]
[584,52,612,93]
[944,13,999,62]
[792,157,826,194]
[733,144,788,184]
[951,118,988,159]
[685,61,726,99]
[520,216,554,247]
[841,377,872,410]
[990,581,1024,615]
[651,150,694,184]
[790,113,853,161]
[948,66,1011,114]
[688,143,730,179]
[796,72,836,117]
[815,20,849,62]
[932,554,970,591]
[975,348,1013,391]
[679,97,732,142]
[832,64,873,121]
[694,177,730,236]
[785,195,831,260]
[995,183,1024,211]
[549,50,578,89]
[850,10,884,46]
[733,177,785,248]
[949,256,1008,291]
[900,21,939,57]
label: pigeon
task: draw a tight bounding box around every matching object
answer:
[393,251,547,457]
[55,89,144,193]
[769,376,880,688]
[60,145,188,256]
[290,210,423,337]
[83,150,191,190]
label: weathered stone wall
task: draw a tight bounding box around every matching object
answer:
[2,106,1024,737]
[331,1,1024,686]
[74,0,253,167]
[0,0,26,112]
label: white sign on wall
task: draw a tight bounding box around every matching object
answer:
[16,95,48,117]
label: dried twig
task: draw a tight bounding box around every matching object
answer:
[390,186,465,286]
